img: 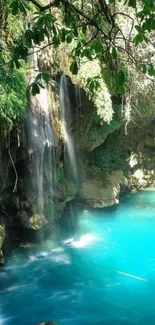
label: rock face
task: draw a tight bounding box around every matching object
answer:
[79,170,127,208]
[0,225,5,264]
[1,73,155,263]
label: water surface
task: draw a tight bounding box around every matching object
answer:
[1,191,155,325]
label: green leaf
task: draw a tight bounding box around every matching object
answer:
[147,63,155,76]
[90,41,103,54]
[118,68,127,84]
[70,61,78,75]
[82,24,87,35]
[42,72,50,83]
[141,64,147,73]
[60,28,68,42]
[31,82,40,96]
[25,29,34,42]
[128,0,136,8]
[135,25,141,33]
[19,1,27,15]
[111,47,117,59]
[66,34,73,44]
[81,48,92,60]
[35,73,42,81]
[10,1,19,15]
[133,33,144,46]
[14,59,22,68]
[73,27,78,37]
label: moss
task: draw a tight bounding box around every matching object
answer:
[64,180,77,198]
[87,126,130,176]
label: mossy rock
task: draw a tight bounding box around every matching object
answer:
[29,214,48,231]
[64,180,78,198]
[0,225,5,265]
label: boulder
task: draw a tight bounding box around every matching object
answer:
[79,170,127,208]
[16,211,48,230]
[0,225,5,264]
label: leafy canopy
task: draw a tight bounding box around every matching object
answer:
[1,0,155,96]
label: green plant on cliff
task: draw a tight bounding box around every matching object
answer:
[0,65,27,129]
[88,128,130,173]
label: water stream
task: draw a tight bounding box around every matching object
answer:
[23,44,56,218]
[1,191,155,325]
[59,74,77,182]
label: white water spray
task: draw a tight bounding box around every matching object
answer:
[24,42,55,219]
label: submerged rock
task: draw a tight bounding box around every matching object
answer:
[79,170,127,208]
[0,225,5,264]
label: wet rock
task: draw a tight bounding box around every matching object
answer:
[0,225,5,264]
[16,210,30,228]
[20,200,31,211]
[79,170,127,208]
[12,195,20,210]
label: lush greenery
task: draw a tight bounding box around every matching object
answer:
[88,131,130,174]
[2,0,155,94]
[1,0,155,127]
[0,1,27,130]
[0,66,27,129]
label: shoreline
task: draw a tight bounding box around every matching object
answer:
[140,187,155,191]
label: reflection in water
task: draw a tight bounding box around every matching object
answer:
[1,191,155,324]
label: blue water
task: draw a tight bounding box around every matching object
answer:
[1,191,155,325]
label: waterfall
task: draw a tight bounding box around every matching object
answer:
[59,74,77,182]
[23,44,56,221]
[75,85,82,122]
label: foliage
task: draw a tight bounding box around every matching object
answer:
[3,0,155,94]
[0,66,27,128]
[0,1,27,129]
[1,0,155,126]
[78,60,114,123]
[89,137,129,173]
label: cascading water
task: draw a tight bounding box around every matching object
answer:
[23,41,56,221]
[59,74,77,182]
